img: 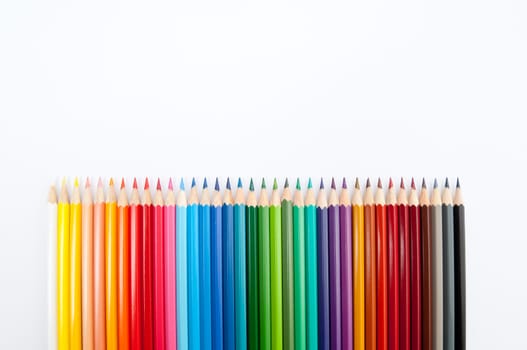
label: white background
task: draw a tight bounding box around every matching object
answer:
[1,0,526,348]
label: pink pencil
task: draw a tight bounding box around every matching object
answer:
[82,178,94,350]
[165,179,177,350]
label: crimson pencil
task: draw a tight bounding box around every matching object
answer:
[153,179,166,350]
[397,179,410,350]
[130,179,143,350]
[375,179,388,350]
[364,179,376,350]
[409,179,422,350]
[142,179,154,350]
[386,179,399,350]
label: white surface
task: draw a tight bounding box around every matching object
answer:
[1,0,526,348]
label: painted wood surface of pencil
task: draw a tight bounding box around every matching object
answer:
[328,178,342,350]
[200,179,212,350]
[153,180,166,350]
[176,179,188,350]
[305,179,318,350]
[246,179,259,350]
[71,179,82,349]
[293,179,306,350]
[270,178,284,350]
[409,179,422,350]
[211,179,224,350]
[420,180,433,350]
[258,179,271,350]
[364,179,376,350]
[58,180,71,350]
[397,179,410,350]
[442,179,455,350]
[453,179,465,350]
[117,179,131,350]
[94,179,106,349]
[339,178,353,350]
[281,179,294,350]
[386,179,399,350]
[106,179,118,350]
[82,180,94,350]
[165,179,177,350]
[189,178,201,350]
[317,179,330,350]
[352,178,365,350]
[234,179,248,350]
[130,179,143,350]
[48,186,58,350]
[375,179,388,350]
[431,179,443,350]
[223,178,235,350]
[142,179,154,350]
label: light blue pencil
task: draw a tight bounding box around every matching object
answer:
[176,179,188,350]
[234,178,247,350]
[200,179,212,350]
[188,178,201,349]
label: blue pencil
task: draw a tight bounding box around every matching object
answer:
[234,178,247,350]
[176,179,188,350]
[317,179,330,350]
[188,178,201,349]
[200,179,212,350]
[211,179,224,350]
[222,178,235,350]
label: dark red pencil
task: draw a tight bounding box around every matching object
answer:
[397,179,410,350]
[142,179,154,350]
[375,179,388,350]
[153,179,166,350]
[409,178,422,350]
[386,179,399,350]
[130,179,143,350]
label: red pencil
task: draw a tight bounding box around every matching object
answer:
[142,179,154,350]
[130,179,143,350]
[153,179,166,350]
[375,179,388,350]
[386,179,399,350]
[409,179,422,350]
[118,179,131,349]
[397,179,410,350]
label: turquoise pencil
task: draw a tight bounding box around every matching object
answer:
[234,178,248,350]
[188,178,201,349]
[176,179,188,350]
[305,178,318,350]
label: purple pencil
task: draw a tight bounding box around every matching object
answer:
[329,178,342,350]
[317,179,330,350]
[340,178,353,349]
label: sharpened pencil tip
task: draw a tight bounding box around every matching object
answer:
[411,177,416,189]
[144,177,150,190]
[308,178,312,189]
[261,178,266,189]
[74,177,79,187]
[203,178,208,189]
[456,177,460,188]
[320,178,324,189]
[421,178,427,189]
[98,177,103,188]
[366,178,371,188]
[342,177,347,189]
[156,178,161,191]
[445,178,450,188]
[133,178,137,189]
[215,178,220,191]
[85,177,91,188]
[284,178,289,188]
[273,178,278,190]
[355,177,360,189]
[120,178,125,189]
[180,178,185,190]
[296,178,301,190]
[61,177,67,187]
[433,178,438,189]
[388,177,393,189]
[109,178,114,186]
[237,177,242,188]
[400,177,405,189]
[168,178,174,191]
[226,177,231,190]
[331,177,336,189]
[249,178,254,191]
[191,177,196,187]
[377,178,382,189]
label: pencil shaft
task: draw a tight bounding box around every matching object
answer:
[410,205,422,350]
[57,201,70,350]
[364,204,376,350]
[353,204,365,350]
[48,201,58,350]
[305,204,318,350]
[71,201,82,349]
[293,203,306,350]
[105,201,118,350]
[118,204,131,349]
[398,204,410,350]
[376,204,388,350]
[270,204,284,350]
[188,203,201,349]
[130,204,143,350]
[431,205,443,350]
[258,205,271,350]
[234,203,248,350]
[453,204,465,350]
[387,204,399,350]
[153,205,165,350]
[247,205,259,350]
[165,205,176,350]
[142,205,154,350]
[94,202,106,349]
[317,207,330,350]
[176,204,188,349]
[328,204,341,350]
[82,202,94,350]
[200,203,212,350]
[222,204,235,349]
[339,204,353,350]
[281,199,294,350]
[211,204,224,350]
[442,204,455,350]
[421,206,433,350]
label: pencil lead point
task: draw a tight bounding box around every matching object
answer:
[144,177,150,190]
[180,178,185,190]
[109,178,114,186]
[249,178,254,191]
[237,177,242,188]
[98,177,103,188]
[456,177,460,188]
[366,178,371,188]
[191,177,196,187]
[156,178,161,191]
[421,178,427,189]
[411,177,416,190]
[445,178,450,188]
[168,178,174,191]
[377,178,382,189]
[355,177,360,189]
[261,178,266,189]
[226,177,231,190]
[433,178,438,189]
[214,178,220,191]
[284,178,289,188]
[273,178,278,190]
[203,178,208,189]
[342,177,347,189]
[85,177,91,188]
[331,177,336,189]
[400,177,405,189]
[308,178,312,189]
[74,177,79,187]
[133,178,137,189]
[320,178,324,189]
[120,178,125,189]
[388,177,393,189]
[296,178,301,190]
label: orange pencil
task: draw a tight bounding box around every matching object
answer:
[94,179,106,349]
[106,178,118,349]
[364,179,376,350]
[118,179,131,349]
[82,179,95,350]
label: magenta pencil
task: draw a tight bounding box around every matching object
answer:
[339,178,353,349]
[165,179,177,350]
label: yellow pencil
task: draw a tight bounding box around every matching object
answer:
[106,178,118,349]
[58,179,71,350]
[352,178,365,350]
[70,178,82,349]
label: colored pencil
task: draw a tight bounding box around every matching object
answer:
[305,178,318,350]
[118,179,131,350]
[328,178,341,350]
[293,179,307,350]
[58,179,71,350]
[211,178,224,350]
[130,179,143,350]
[409,179,422,350]
[223,178,235,350]
[442,179,455,350]
[234,179,248,350]
[94,179,106,350]
[420,180,433,350]
[431,179,443,350]
[270,178,284,350]
[281,178,294,350]
[176,179,188,350]
[200,179,212,350]
[375,179,387,350]
[316,179,330,350]
[189,178,201,349]
[142,179,154,350]
[397,179,410,350]
[386,179,399,350]
[352,178,365,350]
[246,179,259,350]
[106,178,118,350]
[82,180,94,350]
[339,178,352,350]
[153,179,166,350]
[48,186,58,350]
[364,179,376,350]
[453,179,465,350]
[71,179,82,349]
[258,179,271,350]
[165,179,177,350]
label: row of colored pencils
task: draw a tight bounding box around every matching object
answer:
[47,177,465,350]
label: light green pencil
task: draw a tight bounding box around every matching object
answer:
[270,178,283,350]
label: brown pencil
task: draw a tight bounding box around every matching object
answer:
[420,179,432,350]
